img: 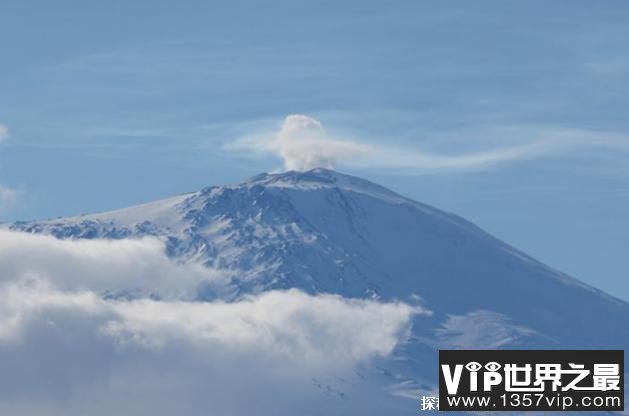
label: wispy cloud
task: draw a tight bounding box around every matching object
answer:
[227,115,629,173]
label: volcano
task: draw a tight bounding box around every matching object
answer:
[10,168,628,405]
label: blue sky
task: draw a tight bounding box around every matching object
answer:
[1,0,628,300]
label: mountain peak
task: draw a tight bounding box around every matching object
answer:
[243,168,408,204]
[246,167,359,186]
[247,167,338,183]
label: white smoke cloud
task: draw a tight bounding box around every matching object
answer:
[228,114,372,171]
[275,115,372,171]
[227,115,629,172]
[0,230,423,415]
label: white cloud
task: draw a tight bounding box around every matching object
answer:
[0,230,423,415]
[0,280,418,415]
[0,231,418,363]
[104,289,416,363]
[0,281,415,365]
[227,115,629,172]
[0,229,228,299]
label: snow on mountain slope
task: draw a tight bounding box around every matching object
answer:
[8,168,629,400]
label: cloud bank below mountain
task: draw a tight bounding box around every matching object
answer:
[0,229,420,415]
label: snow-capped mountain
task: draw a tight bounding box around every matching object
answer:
[10,168,629,399]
